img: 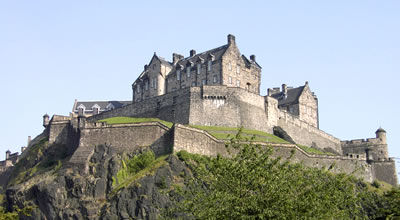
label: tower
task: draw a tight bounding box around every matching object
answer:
[375,127,386,144]
[5,150,10,160]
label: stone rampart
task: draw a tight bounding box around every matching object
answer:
[172,124,373,182]
[88,87,192,125]
[49,115,71,145]
[69,121,173,174]
[278,110,342,154]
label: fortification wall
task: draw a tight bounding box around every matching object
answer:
[341,138,389,161]
[88,88,192,125]
[69,121,173,174]
[49,115,71,145]
[188,86,272,133]
[371,160,398,186]
[278,111,342,155]
[172,124,373,182]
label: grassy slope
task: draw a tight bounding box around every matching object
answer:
[98,117,331,155]
[98,117,173,128]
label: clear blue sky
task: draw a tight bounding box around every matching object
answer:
[0,1,399,177]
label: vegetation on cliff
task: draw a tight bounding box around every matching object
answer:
[98,116,173,128]
[162,133,400,219]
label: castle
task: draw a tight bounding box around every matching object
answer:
[0,35,397,186]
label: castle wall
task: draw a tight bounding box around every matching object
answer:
[49,115,71,145]
[371,160,398,186]
[341,138,389,161]
[188,86,272,133]
[69,121,173,174]
[172,124,373,182]
[89,87,192,125]
[278,111,342,154]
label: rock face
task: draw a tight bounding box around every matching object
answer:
[5,144,189,220]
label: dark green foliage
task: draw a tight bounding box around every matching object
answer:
[127,150,155,174]
[164,130,398,219]
[0,194,34,219]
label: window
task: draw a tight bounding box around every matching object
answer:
[177,70,181,80]
[152,64,156,70]
[145,80,149,90]
[213,75,217,83]
[228,62,232,71]
[192,81,196,86]
[207,60,212,71]
[197,64,201,74]
[150,78,153,88]
[154,77,157,90]
[202,79,207,85]
[137,85,140,93]
[228,76,232,84]
[236,65,240,74]
[187,66,191,78]
[182,84,186,89]
[236,80,240,87]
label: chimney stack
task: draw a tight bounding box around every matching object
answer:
[267,88,272,96]
[27,136,31,146]
[6,150,10,160]
[144,65,148,71]
[282,84,288,96]
[250,55,256,62]
[190,49,196,57]
[227,34,236,45]
[173,53,184,65]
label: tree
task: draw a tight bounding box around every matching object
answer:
[165,131,372,219]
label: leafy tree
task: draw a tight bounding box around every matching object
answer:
[164,131,378,219]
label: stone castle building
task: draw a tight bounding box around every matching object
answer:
[0,34,397,185]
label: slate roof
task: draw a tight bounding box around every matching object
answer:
[271,86,305,106]
[73,101,131,112]
[175,45,229,68]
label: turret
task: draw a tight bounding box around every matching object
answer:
[43,114,49,128]
[6,150,10,160]
[375,127,386,144]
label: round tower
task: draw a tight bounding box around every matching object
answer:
[43,114,50,128]
[6,150,10,160]
[375,127,386,144]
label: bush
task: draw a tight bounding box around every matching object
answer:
[127,150,155,174]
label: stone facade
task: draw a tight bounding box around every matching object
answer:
[132,35,261,102]
[39,117,394,184]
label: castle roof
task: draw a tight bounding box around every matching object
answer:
[73,100,131,113]
[271,86,305,106]
[175,45,229,68]
[376,127,386,133]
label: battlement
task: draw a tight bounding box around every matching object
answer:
[341,138,382,145]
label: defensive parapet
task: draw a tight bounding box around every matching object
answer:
[341,128,397,186]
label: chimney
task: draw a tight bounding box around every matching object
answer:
[250,55,256,62]
[227,34,236,45]
[267,88,272,96]
[190,49,196,57]
[173,53,184,65]
[21,146,26,153]
[144,65,148,71]
[6,150,10,160]
[27,136,31,146]
[282,84,288,96]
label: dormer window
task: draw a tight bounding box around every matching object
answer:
[106,103,115,111]
[77,104,85,116]
[207,60,212,71]
[177,70,181,81]
[187,66,191,78]
[197,64,201,74]
[92,104,100,115]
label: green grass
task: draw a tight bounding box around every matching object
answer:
[296,144,335,156]
[111,154,169,195]
[188,125,289,144]
[98,117,173,128]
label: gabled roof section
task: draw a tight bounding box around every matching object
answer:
[173,44,229,71]
[150,52,172,67]
[241,55,262,69]
[73,101,131,112]
[271,86,305,106]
